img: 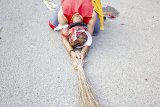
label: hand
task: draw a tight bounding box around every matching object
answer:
[80,51,86,64]
[75,51,81,59]
[70,51,79,70]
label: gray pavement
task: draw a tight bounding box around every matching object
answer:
[0,0,160,107]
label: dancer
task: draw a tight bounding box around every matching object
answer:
[49,0,106,69]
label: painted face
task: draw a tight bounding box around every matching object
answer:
[68,26,88,48]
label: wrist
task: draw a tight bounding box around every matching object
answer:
[81,50,87,56]
[81,47,88,55]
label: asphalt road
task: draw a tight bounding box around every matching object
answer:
[0,0,160,107]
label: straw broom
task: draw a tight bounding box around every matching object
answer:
[74,59,100,107]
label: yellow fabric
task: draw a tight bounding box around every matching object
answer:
[91,0,104,30]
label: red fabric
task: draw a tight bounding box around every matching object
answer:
[61,0,94,24]
[48,21,55,29]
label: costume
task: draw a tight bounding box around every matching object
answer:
[61,0,94,24]
[91,0,104,30]
[49,0,101,35]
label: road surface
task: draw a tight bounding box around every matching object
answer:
[0,0,160,107]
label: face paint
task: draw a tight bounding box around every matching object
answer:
[68,26,88,47]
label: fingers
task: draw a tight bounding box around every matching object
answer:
[71,51,78,62]
[80,53,84,64]
[72,59,78,70]
[81,59,83,65]
[70,51,79,70]
[73,57,78,66]
[70,51,86,69]
[75,52,81,59]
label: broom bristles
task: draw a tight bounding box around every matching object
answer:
[76,60,100,107]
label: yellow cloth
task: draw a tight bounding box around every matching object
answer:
[91,0,104,30]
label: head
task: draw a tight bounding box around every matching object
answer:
[68,23,88,48]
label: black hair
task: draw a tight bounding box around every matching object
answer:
[68,22,87,29]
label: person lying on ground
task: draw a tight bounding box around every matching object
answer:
[49,0,112,69]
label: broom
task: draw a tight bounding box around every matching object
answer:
[74,59,100,107]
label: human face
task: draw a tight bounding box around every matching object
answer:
[68,27,87,48]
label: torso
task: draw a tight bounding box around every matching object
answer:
[61,0,94,24]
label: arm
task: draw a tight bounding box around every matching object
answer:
[58,8,73,55]
[80,11,96,63]
[61,35,73,56]
[58,8,79,68]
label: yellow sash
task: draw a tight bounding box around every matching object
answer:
[91,0,104,30]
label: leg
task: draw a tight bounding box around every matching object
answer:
[93,13,100,36]
[49,2,61,29]
[87,11,96,36]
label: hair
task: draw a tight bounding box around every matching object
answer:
[70,32,87,48]
[68,22,87,29]
[68,22,88,48]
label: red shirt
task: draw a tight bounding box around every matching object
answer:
[61,0,94,24]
